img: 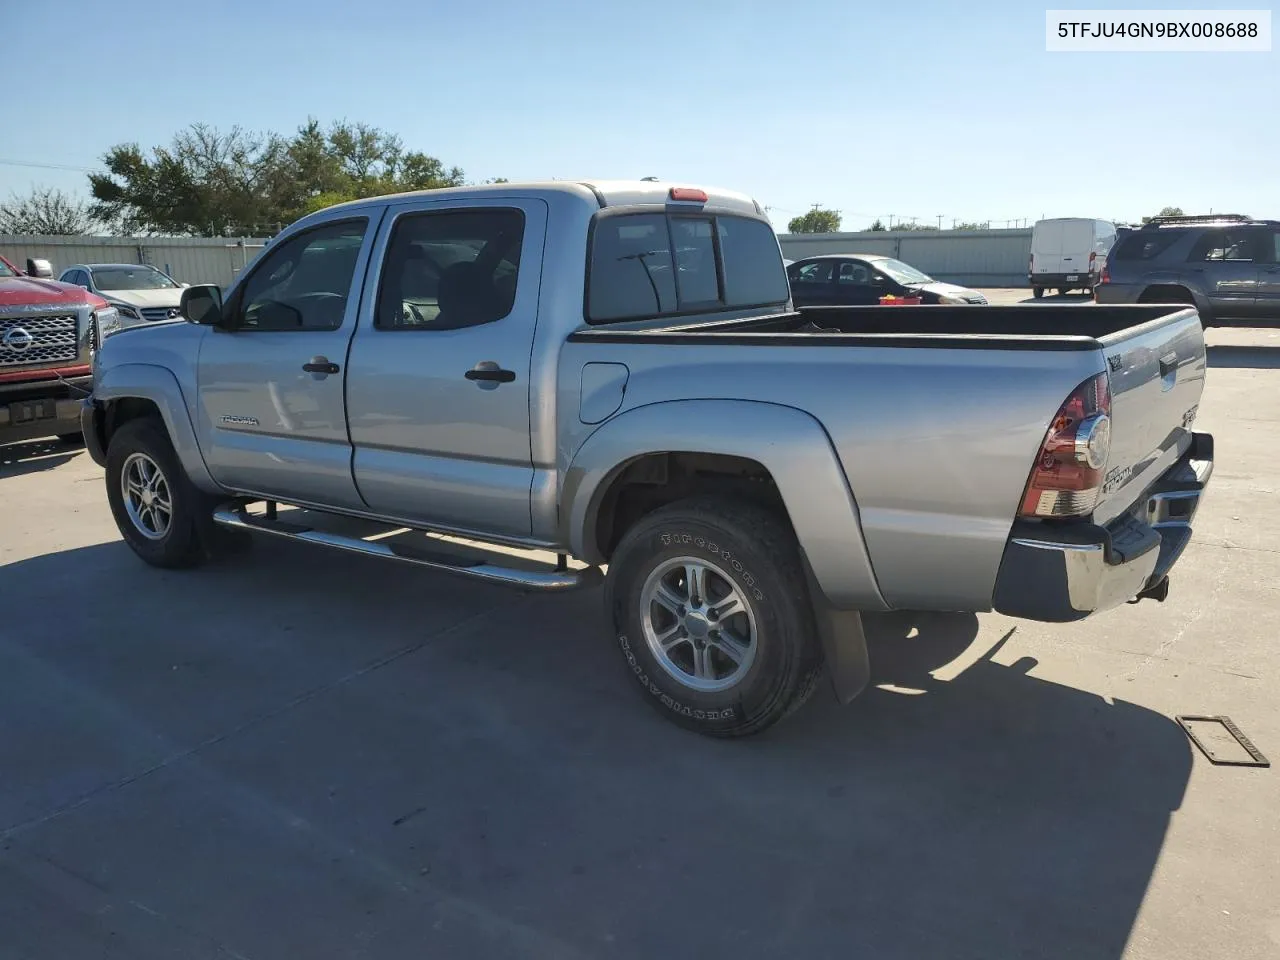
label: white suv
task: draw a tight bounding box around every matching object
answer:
[58,263,188,334]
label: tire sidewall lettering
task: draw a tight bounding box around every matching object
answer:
[656,530,764,602]
[617,634,738,721]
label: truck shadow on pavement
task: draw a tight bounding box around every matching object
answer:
[1206,343,1280,369]
[0,438,84,478]
[0,539,1192,960]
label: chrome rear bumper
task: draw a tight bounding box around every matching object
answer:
[993,432,1213,622]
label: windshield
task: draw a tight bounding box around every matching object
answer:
[91,266,179,291]
[874,258,934,285]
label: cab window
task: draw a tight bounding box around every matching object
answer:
[234,220,368,331]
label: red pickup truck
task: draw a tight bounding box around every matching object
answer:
[0,254,118,446]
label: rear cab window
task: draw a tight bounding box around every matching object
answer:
[586,210,788,324]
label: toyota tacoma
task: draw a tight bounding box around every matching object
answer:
[80,180,1213,737]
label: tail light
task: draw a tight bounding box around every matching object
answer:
[1028,253,1034,275]
[1018,372,1112,518]
[1100,261,1111,284]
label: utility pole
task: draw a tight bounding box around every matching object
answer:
[937,214,943,229]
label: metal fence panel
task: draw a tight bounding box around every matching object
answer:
[0,235,271,288]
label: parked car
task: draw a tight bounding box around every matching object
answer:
[81,179,1212,738]
[58,263,187,335]
[787,254,989,307]
[1095,214,1280,325]
[1029,218,1118,298]
[0,255,118,445]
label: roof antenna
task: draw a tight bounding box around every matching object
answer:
[641,176,659,181]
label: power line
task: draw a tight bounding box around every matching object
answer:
[0,158,96,173]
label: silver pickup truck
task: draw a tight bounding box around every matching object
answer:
[81,179,1213,737]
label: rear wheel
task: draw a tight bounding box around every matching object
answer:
[604,496,823,738]
[1032,287,1044,299]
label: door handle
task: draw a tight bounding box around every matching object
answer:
[302,356,340,375]
[465,361,516,385]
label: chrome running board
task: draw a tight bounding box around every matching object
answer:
[211,504,601,592]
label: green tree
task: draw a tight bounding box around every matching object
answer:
[952,221,988,231]
[89,119,470,236]
[868,219,887,232]
[1141,205,1183,225]
[0,186,97,235]
[787,205,842,234]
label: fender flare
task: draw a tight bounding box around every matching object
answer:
[93,363,220,494]
[560,399,887,612]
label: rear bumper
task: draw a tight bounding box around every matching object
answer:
[1030,273,1096,288]
[993,432,1213,623]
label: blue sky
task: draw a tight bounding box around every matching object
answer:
[4,0,1275,230]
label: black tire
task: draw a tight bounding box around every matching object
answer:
[604,496,824,738]
[105,417,247,568]
[1032,287,1044,299]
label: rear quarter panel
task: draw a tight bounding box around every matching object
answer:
[558,337,1105,611]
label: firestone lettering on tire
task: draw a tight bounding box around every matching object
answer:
[617,634,738,721]
[659,531,764,601]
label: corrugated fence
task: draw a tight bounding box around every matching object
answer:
[3,228,1036,290]
[0,235,269,288]
[779,229,1033,287]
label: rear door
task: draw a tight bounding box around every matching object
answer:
[345,196,547,539]
[195,216,378,509]
[1185,228,1261,319]
[1055,220,1093,281]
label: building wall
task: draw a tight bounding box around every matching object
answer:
[5,227,1036,291]
[779,229,1033,287]
[0,235,269,288]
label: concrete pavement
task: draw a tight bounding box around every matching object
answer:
[1,325,1277,959]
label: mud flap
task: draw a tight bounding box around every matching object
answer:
[801,553,871,705]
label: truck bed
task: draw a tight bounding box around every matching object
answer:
[565,301,1206,611]
[570,304,1197,350]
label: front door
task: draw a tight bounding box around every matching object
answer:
[195,215,379,509]
[345,197,547,539]
[1255,228,1280,320]
[835,259,885,304]
[787,260,836,306]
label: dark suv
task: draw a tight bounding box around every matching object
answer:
[1095,214,1280,325]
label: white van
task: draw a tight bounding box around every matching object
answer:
[1028,218,1117,298]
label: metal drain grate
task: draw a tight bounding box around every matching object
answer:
[1176,715,1270,767]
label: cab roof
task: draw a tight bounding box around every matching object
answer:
[320,179,765,218]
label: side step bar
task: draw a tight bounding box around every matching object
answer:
[211,505,602,592]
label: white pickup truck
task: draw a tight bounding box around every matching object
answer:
[81,180,1213,737]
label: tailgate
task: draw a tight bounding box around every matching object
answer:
[1093,308,1206,524]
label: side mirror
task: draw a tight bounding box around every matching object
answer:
[181,284,224,326]
[26,258,54,279]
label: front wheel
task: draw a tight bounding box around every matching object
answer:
[105,418,246,568]
[604,496,823,738]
